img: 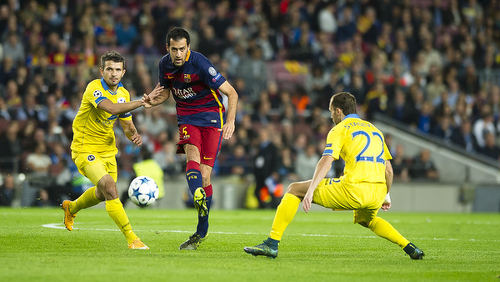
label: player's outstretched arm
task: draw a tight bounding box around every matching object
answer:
[145,83,169,106]
[120,119,142,146]
[303,155,334,212]
[98,99,145,115]
[218,81,239,139]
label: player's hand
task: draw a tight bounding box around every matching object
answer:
[142,94,153,108]
[302,191,313,213]
[147,83,165,106]
[220,120,235,139]
[381,193,391,211]
[130,133,142,146]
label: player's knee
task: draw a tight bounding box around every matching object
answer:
[287,183,303,197]
[357,221,370,228]
[97,175,117,199]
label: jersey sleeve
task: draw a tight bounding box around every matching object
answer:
[85,84,107,108]
[383,143,392,160]
[119,90,132,120]
[158,59,168,87]
[196,54,226,90]
[323,126,343,159]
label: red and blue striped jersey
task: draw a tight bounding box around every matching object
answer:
[159,50,226,128]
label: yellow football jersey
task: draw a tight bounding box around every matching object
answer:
[323,114,392,184]
[70,78,132,155]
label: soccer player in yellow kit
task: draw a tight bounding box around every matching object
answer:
[244,92,424,259]
[61,51,163,249]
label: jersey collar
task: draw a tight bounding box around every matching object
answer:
[343,113,360,120]
[100,78,123,95]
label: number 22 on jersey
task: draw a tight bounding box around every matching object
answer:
[351,130,385,164]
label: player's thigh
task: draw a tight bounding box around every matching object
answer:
[313,178,360,210]
[103,155,118,182]
[200,126,222,167]
[353,208,379,226]
[353,183,386,225]
[72,153,107,185]
[177,124,202,158]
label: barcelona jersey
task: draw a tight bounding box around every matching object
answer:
[323,114,392,184]
[71,78,132,155]
[158,50,226,128]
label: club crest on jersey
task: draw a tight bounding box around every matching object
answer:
[208,67,217,76]
[93,90,102,98]
[184,74,191,83]
[117,97,126,103]
[87,154,95,161]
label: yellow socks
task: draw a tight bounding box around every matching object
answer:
[70,186,102,214]
[368,217,410,248]
[105,198,138,244]
[269,193,301,241]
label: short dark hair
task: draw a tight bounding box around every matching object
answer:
[166,27,190,46]
[330,92,357,115]
[100,50,126,70]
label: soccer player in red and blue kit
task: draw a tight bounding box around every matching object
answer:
[146,27,239,250]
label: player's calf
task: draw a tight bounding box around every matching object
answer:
[193,187,208,217]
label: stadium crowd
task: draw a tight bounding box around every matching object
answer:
[0,0,499,206]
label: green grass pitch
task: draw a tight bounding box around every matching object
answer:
[0,207,499,282]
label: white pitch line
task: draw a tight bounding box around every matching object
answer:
[42,223,500,243]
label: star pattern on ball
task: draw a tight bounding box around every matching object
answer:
[132,187,142,198]
[139,177,150,184]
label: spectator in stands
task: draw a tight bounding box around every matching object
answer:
[432,114,453,141]
[391,144,411,182]
[0,121,21,173]
[2,32,24,66]
[451,120,477,152]
[115,13,137,50]
[295,144,319,181]
[237,46,268,99]
[0,173,15,206]
[153,140,180,176]
[478,132,500,161]
[473,106,496,149]
[223,144,250,177]
[409,149,439,181]
[253,127,280,208]
[0,97,12,120]
[318,2,337,35]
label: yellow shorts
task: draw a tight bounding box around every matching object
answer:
[72,152,117,185]
[312,178,387,224]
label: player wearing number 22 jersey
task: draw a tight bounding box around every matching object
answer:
[244,92,424,260]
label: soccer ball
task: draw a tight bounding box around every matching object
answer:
[128,176,159,207]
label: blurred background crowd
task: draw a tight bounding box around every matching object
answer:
[0,0,499,207]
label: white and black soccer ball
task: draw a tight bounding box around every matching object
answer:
[128,176,159,207]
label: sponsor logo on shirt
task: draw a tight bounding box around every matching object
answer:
[87,154,95,161]
[172,87,196,99]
